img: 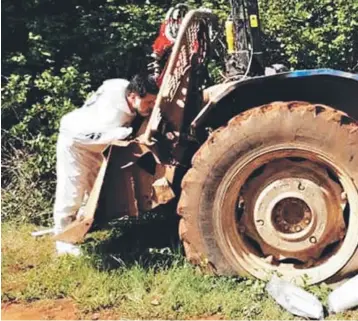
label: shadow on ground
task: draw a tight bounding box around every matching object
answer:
[82,209,183,271]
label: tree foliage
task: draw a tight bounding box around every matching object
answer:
[260,0,358,69]
[2,0,357,223]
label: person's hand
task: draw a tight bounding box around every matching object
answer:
[112,127,133,140]
[134,133,156,146]
[134,133,147,144]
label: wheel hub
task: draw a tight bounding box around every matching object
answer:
[272,197,312,233]
[239,159,346,264]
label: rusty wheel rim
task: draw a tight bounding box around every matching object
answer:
[214,145,358,284]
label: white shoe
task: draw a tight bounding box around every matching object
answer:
[56,241,81,256]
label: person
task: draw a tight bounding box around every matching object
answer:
[54,74,159,255]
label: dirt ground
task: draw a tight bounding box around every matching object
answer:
[2,299,358,320]
[2,299,78,320]
[1,299,117,320]
[1,299,226,320]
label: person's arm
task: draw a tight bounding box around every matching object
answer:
[79,127,133,145]
[78,80,134,145]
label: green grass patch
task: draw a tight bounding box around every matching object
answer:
[2,221,357,319]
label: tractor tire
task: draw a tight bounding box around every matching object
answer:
[178,101,358,284]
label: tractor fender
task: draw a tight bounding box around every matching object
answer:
[192,69,358,131]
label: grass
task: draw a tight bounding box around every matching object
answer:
[2,220,358,320]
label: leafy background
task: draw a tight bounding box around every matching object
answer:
[2,0,357,224]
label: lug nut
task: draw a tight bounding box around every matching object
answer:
[309,236,317,244]
[256,219,264,226]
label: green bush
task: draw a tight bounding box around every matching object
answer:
[2,66,91,224]
[260,0,358,70]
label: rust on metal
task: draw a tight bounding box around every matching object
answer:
[191,81,239,129]
[54,140,177,244]
[179,101,358,284]
[152,177,176,207]
[143,9,216,144]
[53,217,94,244]
[240,159,346,263]
[271,197,312,234]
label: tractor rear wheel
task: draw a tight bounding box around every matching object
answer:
[178,101,358,284]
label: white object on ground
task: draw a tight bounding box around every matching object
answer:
[56,241,81,256]
[31,228,55,237]
[328,274,358,314]
[266,275,324,319]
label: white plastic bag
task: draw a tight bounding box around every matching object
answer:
[266,275,324,319]
[328,274,358,314]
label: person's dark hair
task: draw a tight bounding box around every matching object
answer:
[126,74,159,97]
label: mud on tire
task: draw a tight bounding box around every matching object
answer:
[178,101,358,284]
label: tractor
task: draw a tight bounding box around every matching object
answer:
[55,0,358,285]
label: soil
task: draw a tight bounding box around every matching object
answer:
[1,299,117,320]
[1,299,226,320]
[2,299,356,320]
[2,299,78,320]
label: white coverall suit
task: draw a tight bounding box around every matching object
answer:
[54,79,135,241]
